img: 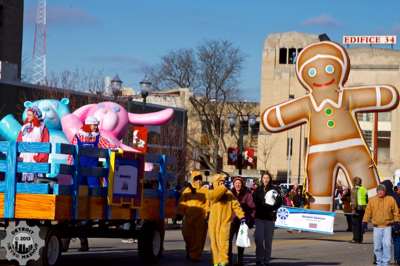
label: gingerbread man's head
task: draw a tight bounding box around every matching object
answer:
[296,41,350,93]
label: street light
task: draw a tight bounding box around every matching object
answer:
[228,113,258,176]
[110,74,123,97]
[139,78,152,104]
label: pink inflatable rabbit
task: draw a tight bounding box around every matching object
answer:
[61,101,174,152]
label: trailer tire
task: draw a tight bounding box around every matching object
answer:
[30,229,62,266]
[138,222,163,263]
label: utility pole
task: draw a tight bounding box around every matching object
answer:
[32,0,47,84]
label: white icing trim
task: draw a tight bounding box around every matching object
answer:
[313,196,333,205]
[308,138,364,154]
[275,106,285,127]
[376,86,381,107]
[308,91,343,112]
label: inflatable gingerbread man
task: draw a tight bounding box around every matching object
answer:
[262,41,399,211]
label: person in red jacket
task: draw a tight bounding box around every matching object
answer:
[17,106,49,183]
[229,176,256,266]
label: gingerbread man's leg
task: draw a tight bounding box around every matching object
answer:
[337,145,379,198]
[306,151,338,211]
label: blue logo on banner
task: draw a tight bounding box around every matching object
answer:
[277,207,289,220]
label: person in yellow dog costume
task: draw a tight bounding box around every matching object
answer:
[177,171,209,262]
[208,174,245,266]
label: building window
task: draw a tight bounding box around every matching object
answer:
[288,48,297,64]
[297,48,303,55]
[362,130,372,149]
[279,48,287,64]
[357,113,372,122]
[378,112,391,122]
[378,131,391,162]
[251,121,260,135]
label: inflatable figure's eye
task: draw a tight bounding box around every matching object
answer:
[308,67,317,78]
[325,64,335,74]
[112,106,120,113]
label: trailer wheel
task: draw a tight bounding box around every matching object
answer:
[30,229,62,266]
[138,222,163,262]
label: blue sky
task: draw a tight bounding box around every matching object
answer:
[22,0,400,101]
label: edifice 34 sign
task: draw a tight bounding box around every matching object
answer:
[343,35,396,45]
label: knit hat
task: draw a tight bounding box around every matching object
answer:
[232,176,244,185]
[377,184,387,192]
[85,116,99,125]
[27,106,43,120]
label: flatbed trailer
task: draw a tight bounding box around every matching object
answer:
[0,140,178,266]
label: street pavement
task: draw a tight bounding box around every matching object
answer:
[56,213,376,266]
[1,213,377,265]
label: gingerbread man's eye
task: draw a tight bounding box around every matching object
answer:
[308,67,317,78]
[325,64,335,74]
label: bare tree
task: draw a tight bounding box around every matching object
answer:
[145,48,198,90]
[44,68,107,95]
[144,40,245,172]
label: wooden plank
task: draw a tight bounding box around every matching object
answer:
[55,195,72,220]
[56,143,76,156]
[139,198,160,220]
[79,167,109,178]
[0,193,56,220]
[0,141,9,152]
[77,196,89,220]
[15,194,56,219]
[53,164,75,175]
[17,162,50,174]
[0,182,49,194]
[110,206,131,220]
[0,194,4,216]
[16,183,50,194]
[17,142,51,153]
[0,161,6,173]
[78,147,109,158]
[4,141,17,218]
[89,197,105,219]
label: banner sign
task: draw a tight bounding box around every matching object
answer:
[343,35,396,45]
[108,151,144,208]
[132,126,148,153]
[275,207,336,234]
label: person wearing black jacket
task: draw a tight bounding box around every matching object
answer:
[253,171,282,266]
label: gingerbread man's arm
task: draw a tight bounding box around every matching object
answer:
[345,85,399,113]
[262,96,309,133]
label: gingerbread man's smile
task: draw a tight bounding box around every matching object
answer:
[313,78,336,88]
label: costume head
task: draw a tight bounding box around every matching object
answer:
[296,41,350,92]
[191,170,203,182]
[23,98,70,129]
[212,174,225,188]
[61,101,174,151]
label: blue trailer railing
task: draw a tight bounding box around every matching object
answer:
[0,140,110,220]
[0,140,173,221]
